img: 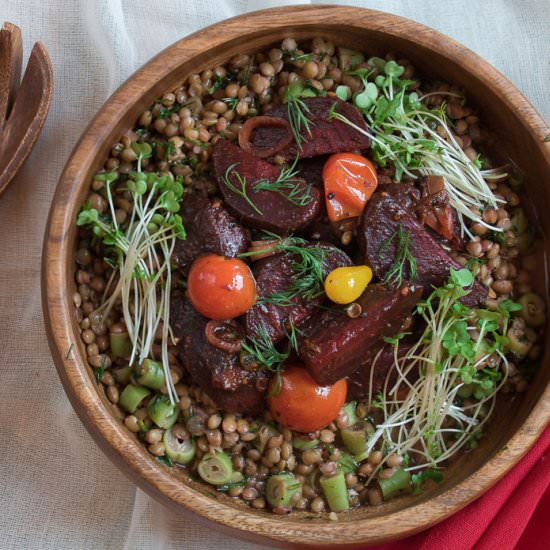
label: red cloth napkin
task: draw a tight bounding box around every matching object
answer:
[363,424,550,550]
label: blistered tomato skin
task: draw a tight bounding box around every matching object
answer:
[268,365,347,433]
[324,265,373,304]
[323,152,378,222]
[187,254,257,320]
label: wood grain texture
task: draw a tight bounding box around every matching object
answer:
[41,5,550,548]
[0,37,53,197]
[0,22,22,127]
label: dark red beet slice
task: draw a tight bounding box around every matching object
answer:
[346,337,416,401]
[244,242,352,344]
[358,192,487,306]
[212,139,322,232]
[250,97,371,161]
[172,194,250,270]
[297,284,422,385]
[171,294,269,414]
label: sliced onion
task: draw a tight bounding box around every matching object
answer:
[246,238,281,261]
[205,320,244,354]
[238,116,293,158]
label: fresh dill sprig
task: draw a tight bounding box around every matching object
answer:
[263,244,327,306]
[285,82,313,150]
[221,163,263,215]
[378,224,417,287]
[241,319,301,396]
[253,156,313,207]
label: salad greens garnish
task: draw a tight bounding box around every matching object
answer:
[378,224,418,287]
[327,57,508,237]
[364,268,518,478]
[77,144,186,403]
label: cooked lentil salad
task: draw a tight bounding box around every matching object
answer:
[73,37,546,516]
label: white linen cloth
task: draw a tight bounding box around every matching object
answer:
[0,1,549,548]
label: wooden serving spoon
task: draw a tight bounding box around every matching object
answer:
[0,22,53,197]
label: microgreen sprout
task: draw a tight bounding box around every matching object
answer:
[363,269,514,479]
[77,147,187,404]
[327,57,508,237]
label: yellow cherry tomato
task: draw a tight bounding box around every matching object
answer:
[324,265,373,304]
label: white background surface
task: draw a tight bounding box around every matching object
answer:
[0,1,549,549]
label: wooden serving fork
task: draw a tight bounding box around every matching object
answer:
[0,22,53,197]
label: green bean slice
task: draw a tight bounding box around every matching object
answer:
[320,471,349,512]
[147,394,179,429]
[119,384,151,413]
[266,473,301,508]
[198,451,233,486]
[163,426,196,464]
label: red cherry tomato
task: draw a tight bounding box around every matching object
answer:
[323,152,378,222]
[187,254,256,320]
[268,365,347,433]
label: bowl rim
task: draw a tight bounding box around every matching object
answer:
[42,4,550,547]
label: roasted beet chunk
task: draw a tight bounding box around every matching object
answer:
[172,193,249,269]
[346,338,416,401]
[212,140,322,232]
[358,192,487,306]
[249,97,371,161]
[244,242,352,343]
[297,284,422,385]
[171,294,269,414]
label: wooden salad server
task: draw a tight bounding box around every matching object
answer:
[0,22,53,197]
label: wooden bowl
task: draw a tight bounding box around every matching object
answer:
[42,5,550,548]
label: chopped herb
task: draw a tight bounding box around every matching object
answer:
[156,455,174,467]
[162,140,177,160]
[282,49,315,63]
[94,366,105,383]
[216,476,249,492]
[221,97,239,110]
[158,105,180,119]
[208,73,235,95]
[253,157,313,207]
[221,163,263,215]
[138,419,148,433]
[378,225,417,287]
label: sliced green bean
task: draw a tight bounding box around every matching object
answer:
[112,366,132,385]
[133,358,165,390]
[341,401,358,427]
[340,421,369,455]
[163,427,196,464]
[320,471,349,512]
[110,331,132,358]
[292,436,320,451]
[197,451,233,486]
[147,394,179,429]
[266,473,301,508]
[119,384,150,413]
[379,468,411,500]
